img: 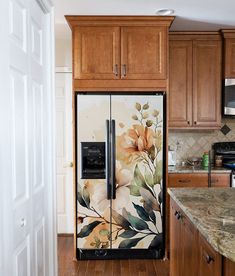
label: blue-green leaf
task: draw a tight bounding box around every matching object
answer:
[132,203,151,221]
[77,221,102,238]
[122,208,149,231]
[118,237,144,249]
[119,230,138,238]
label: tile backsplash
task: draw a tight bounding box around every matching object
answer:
[168,119,235,165]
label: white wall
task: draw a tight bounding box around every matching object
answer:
[55,37,72,68]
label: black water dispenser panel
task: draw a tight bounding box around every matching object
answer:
[80,142,106,179]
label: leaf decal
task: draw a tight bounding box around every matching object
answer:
[154,161,162,184]
[122,208,149,231]
[145,171,154,187]
[148,234,163,249]
[134,164,146,187]
[118,237,144,249]
[77,221,102,238]
[77,186,87,208]
[140,187,160,212]
[112,209,130,230]
[83,186,90,208]
[149,210,156,224]
[158,190,163,204]
[132,203,150,221]
[128,184,141,196]
[119,229,138,238]
[99,229,109,236]
[143,103,149,110]
[135,102,141,111]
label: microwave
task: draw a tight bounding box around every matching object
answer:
[223,78,235,116]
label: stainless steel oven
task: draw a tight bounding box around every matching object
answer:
[223,79,235,116]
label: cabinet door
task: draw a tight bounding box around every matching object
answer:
[121,27,167,79]
[199,233,222,276]
[193,40,221,127]
[182,216,199,276]
[224,38,235,78]
[169,40,193,127]
[170,201,183,276]
[73,26,120,79]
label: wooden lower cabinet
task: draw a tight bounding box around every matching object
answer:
[170,198,235,276]
[198,233,222,276]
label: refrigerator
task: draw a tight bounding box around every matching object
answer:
[76,92,166,259]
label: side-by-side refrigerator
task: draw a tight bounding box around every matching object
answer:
[76,92,166,259]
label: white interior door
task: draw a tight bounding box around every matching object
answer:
[55,70,73,234]
[0,0,56,275]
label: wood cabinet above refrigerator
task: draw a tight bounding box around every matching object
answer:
[221,30,235,78]
[169,33,222,129]
[65,16,174,90]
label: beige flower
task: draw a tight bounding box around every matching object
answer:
[123,124,154,153]
[92,162,132,212]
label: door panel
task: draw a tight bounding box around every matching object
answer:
[193,40,221,127]
[111,94,164,249]
[77,94,111,249]
[169,40,193,127]
[74,27,120,79]
[121,27,167,79]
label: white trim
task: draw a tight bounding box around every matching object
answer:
[36,0,54,13]
[45,7,58,276]
[55,66,72,73]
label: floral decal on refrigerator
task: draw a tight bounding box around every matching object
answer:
[77,101,163,249]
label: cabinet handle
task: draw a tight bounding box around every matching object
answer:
[204,254,214,264]
[113,64,118,77]
[174,211,182,220]
[121,64,127,78]
[178,179,191,183]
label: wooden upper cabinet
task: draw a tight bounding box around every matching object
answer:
[169,40,192,127]
[193,40,221,127]
[169,33,222,129]
[222,30,235,78]
[121,27,167,80]
[73,26,120,79]
[65,16,174,89]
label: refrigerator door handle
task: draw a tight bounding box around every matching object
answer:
[106,120,112,199]
[111,119,116,199]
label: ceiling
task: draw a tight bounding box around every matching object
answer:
[55,0,235,39]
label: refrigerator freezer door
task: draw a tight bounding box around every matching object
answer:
[76,94,112,250]
[110,94,165,251]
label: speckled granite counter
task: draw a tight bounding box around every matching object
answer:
[168,188,235,262]
[168,165,231,174]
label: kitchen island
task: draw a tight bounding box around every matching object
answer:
[168,187,235,276]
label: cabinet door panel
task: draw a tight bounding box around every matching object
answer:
[193,40,221,127]
[225,38,235,78]
[199,233,222,276]
[74,26,120,79]
[169,40,192,127]
[121,27,167,79]
[211,173,230,187]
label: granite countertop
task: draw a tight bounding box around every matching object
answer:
[168,188,235,262]
[168,165,231,174]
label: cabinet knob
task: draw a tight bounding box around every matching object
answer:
[194,121,197,125]
[174,211,182,220]
[121,64,127,78]
[113,64,118,77]
[205,254,214,264]
[187,121,190,125]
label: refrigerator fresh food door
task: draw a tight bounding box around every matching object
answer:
[76,94,112,251]
[110,94,165,252]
